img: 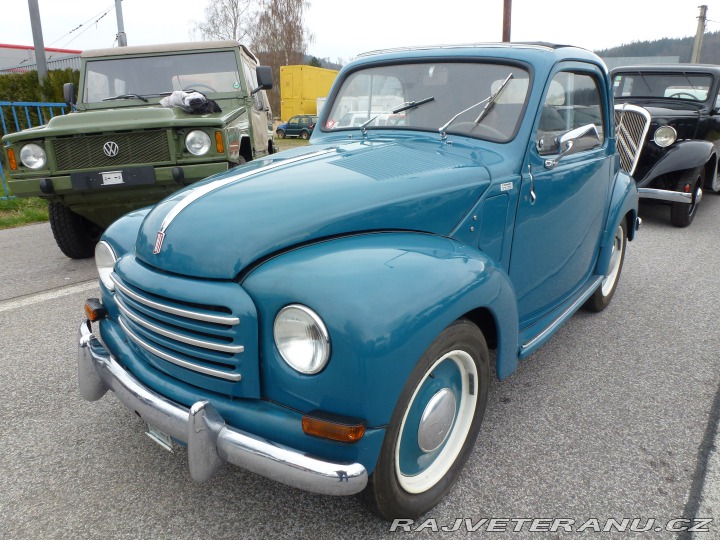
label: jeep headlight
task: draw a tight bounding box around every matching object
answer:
[185,130,211,155]
[19,143,47,169]
[653,126,677,147]
[274,305,331,374]
[95,241,117,291]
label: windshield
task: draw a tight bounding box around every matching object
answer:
[323,62,530,142]
[613,72,712,102]
[83,50,242,103]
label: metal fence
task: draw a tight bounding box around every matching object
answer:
[1,101,68,199]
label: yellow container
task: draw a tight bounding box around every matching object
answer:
[280,65,338,121]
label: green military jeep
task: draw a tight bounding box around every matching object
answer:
[1,40,274,258]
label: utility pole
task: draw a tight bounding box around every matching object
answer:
[502,0,512,42]
[691,5,707,64]
[27,0,48,92]
[115,0,128,46]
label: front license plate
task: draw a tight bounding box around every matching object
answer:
[101,171,123,186]
[145,424,174,453]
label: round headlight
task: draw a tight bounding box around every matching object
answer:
[274,305,331,374]
[19,143,47,169]
[185,130,211,155]
[653,126,677,147]
[95,241,117,291]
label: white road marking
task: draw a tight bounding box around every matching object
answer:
[0,280,99,313]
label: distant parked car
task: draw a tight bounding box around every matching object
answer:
[611,64,720,227]
[276,114,317,139]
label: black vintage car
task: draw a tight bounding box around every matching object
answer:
[611,64,720,226]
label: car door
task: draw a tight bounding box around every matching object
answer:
[509,64,613,327]
[240,54,271,157]
[286,116,301,137]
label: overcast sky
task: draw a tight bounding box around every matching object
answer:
[1,0,717,64]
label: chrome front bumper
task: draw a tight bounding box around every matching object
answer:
[638,187,695,204]
[77,321,368,496]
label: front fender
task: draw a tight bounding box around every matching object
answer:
[597,168,638,276]
[242,232,519,428]
[638,140,715,187]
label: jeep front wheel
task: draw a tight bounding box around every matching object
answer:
[48,202,103,259]
[671,166,704,227]
[361,319,489,520]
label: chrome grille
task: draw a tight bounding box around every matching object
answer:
[614,104,650,176]
[53,130,171,171]
[110,273,244,382]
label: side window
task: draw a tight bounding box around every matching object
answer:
[715,88,720,110]
[537,71,605,154]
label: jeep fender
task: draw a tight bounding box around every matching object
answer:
[637,139,715,187]
[596,168,638,277]
[242,232,519,428]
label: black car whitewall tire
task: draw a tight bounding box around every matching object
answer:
[361,319,489,520]
[585,218,627,312]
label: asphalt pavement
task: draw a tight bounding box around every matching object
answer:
[1,195,719,539]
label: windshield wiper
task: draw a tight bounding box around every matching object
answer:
[359,96,435,130]
[102,93,149,102]
[439,73,513,134]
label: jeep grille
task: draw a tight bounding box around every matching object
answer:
[614,104,650,176]
[53,130,171,171]
[110,273,245,383]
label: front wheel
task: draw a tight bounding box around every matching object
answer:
[48,202,103,259]
[361,319,489,520]
[276,129,285,139]
[585,218,627,312]
[670,166,704,227]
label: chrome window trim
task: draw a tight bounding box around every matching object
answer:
[116,296,245,354]
[119,316,242,382]
[110,273,239,325]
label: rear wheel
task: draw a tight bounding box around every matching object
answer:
[300,130,310,140]
[361,319,489,520]
[670,166,704,227]
[48,202,102,259]
[585,218,627,312]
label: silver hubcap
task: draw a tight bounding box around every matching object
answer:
[418,388,457,453]
[601,224,624,297]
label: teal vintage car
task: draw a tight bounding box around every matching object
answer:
[78,43,640,520]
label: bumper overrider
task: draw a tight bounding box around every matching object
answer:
[77,320,368,496]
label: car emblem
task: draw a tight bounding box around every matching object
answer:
[153,231,165,254]
[103,141,120,157]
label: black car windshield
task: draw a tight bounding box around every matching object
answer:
[323,62,530,142]
[613,72,712,102]
[83,51,241,103]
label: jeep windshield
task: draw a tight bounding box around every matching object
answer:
[83,50,242,103]
[323,62,530,142]
[613,71,712,102]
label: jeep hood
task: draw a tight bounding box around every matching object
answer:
[134,140,493,279]
[3,105,243,141]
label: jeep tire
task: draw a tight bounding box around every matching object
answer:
[48,202,102,259]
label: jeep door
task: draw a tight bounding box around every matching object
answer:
[509,65,613,326]
[240,54,271,157]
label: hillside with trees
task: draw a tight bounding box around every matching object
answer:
[596,31,720,64]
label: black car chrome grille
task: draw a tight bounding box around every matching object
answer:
[110,273,244,382]
[53,130,171,171]
[614,104,650,176]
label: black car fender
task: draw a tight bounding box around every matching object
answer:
[637,139,715,187]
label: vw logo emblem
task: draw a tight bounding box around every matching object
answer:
[103,141,119,157]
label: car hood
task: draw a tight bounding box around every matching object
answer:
[2,104,245,141]
[134,139,493,279]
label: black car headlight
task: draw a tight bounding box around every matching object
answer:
[653,126,677,148]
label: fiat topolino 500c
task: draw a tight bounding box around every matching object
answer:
[78,43,639,520]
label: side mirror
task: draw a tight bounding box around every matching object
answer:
[63,82,76,107]
[251,66,273,95]
[540,124,601,168]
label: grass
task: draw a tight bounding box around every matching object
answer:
[0,196,49,229]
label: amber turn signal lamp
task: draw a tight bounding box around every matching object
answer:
[7,148,17,170]
[84,298,107,322]
[302,415,366,443]
[215,131,224,153]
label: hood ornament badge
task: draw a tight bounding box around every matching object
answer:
[153,231,165,254]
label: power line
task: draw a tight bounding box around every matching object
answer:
[46,3,115,49]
